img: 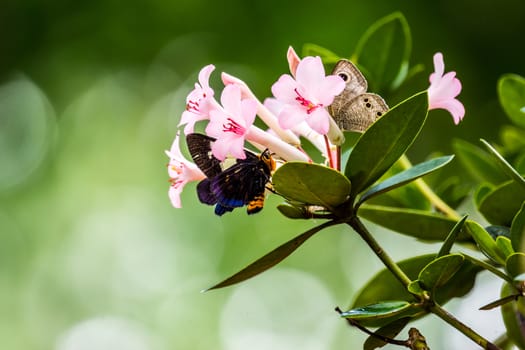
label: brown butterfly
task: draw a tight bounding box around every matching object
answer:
[328,59,388,132]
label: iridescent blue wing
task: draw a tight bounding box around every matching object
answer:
[209,157,270,210]
[186,133,273,216]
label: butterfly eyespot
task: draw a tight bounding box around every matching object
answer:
[377,112,383,116]
[366,103,372,108]
[338,73,349,82]
[363,98,369,102]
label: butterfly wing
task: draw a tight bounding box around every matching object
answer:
[329,59,368,118]
[186,133,222,178]
[186,133,273,216]
[336,93,389,132]
[209,156,271,213]
[328,59,388,132]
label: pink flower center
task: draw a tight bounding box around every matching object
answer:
[223,117,246,135]
[294,88,322,114]
[170,163,183,175]
[186,92,207,114]
[186,100,200,113]
[168,162,184,188]
[169,177,183,188]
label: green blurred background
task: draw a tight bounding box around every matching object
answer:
[1,0,524,349]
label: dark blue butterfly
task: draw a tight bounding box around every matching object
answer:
[186,133,275,215]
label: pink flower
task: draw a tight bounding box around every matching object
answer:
[428,52,465,124]
[205,84,257,160]
[287,46,301,77]
[165,133,206,208]
[179,64,219,134]
[271,56,345,135]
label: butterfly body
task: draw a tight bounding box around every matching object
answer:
[328,59,388,132]
[186,133,275,216]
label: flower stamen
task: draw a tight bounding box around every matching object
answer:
[169,177,183,188]
[186,100,200,113]
[223,117,246,135]
[294,88,322,114]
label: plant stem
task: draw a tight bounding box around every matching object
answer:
[462,254,514,284]
[429,303,501,350]
[348,216,412,287]
[398,155,460,220]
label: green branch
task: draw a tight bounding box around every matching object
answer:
[348,216,412,287]
[430,303,501,350]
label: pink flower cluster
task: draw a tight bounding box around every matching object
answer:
[166,47,465,208]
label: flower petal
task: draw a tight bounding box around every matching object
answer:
[198,64,215,91]
[221,84,242,117]
[296,56,325,95]
[432,99,465,124]
[287,46,301,77]
[271,74,299,103]
[317,75,346,105]
[168,185,183,208]
[240,98,257,127]
[433,52,444,78]
[427,52,464,124]
[278,104,307,130]
[306,108,330,134]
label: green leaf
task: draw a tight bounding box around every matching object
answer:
[433,257,483,303]
[352,255,481,305]
[351,254,481,327]
[498,74,525,128]
[358,204,468,241]
[206,220,340,290]
[511,202,525,252]
[272,162,351,209]
[418,254,464,291]
[364,318,410,350]
[501,282,525,349]
[345,91,428,197]
[478,180,525,226]
[464,220,506,265]
[506,252,525,278]
[276,203,332,220]
[432,176,470,209]
[353,12,411,92]
[500,125,525,154]
[452,139,508,185]
[479,294,520,311]
[301,43,341,64]
[480,139,525,190]
[474,183,493,208]
[496,236,515,258]
[276,204,310,219]
[340,300,419,321]
[462,253,514,284]
[407,280,425,297]
[438,215,468,257]
[516,151,525,174]
[358,155,454,206]
[353,255,433,307]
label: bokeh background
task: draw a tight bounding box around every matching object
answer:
[1,0,524,349]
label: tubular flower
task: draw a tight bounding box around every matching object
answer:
[166,134,206,208]
[205,84,257,160]
[428,52,465,124]
[271,56,345,135]
[179,64,219,134]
